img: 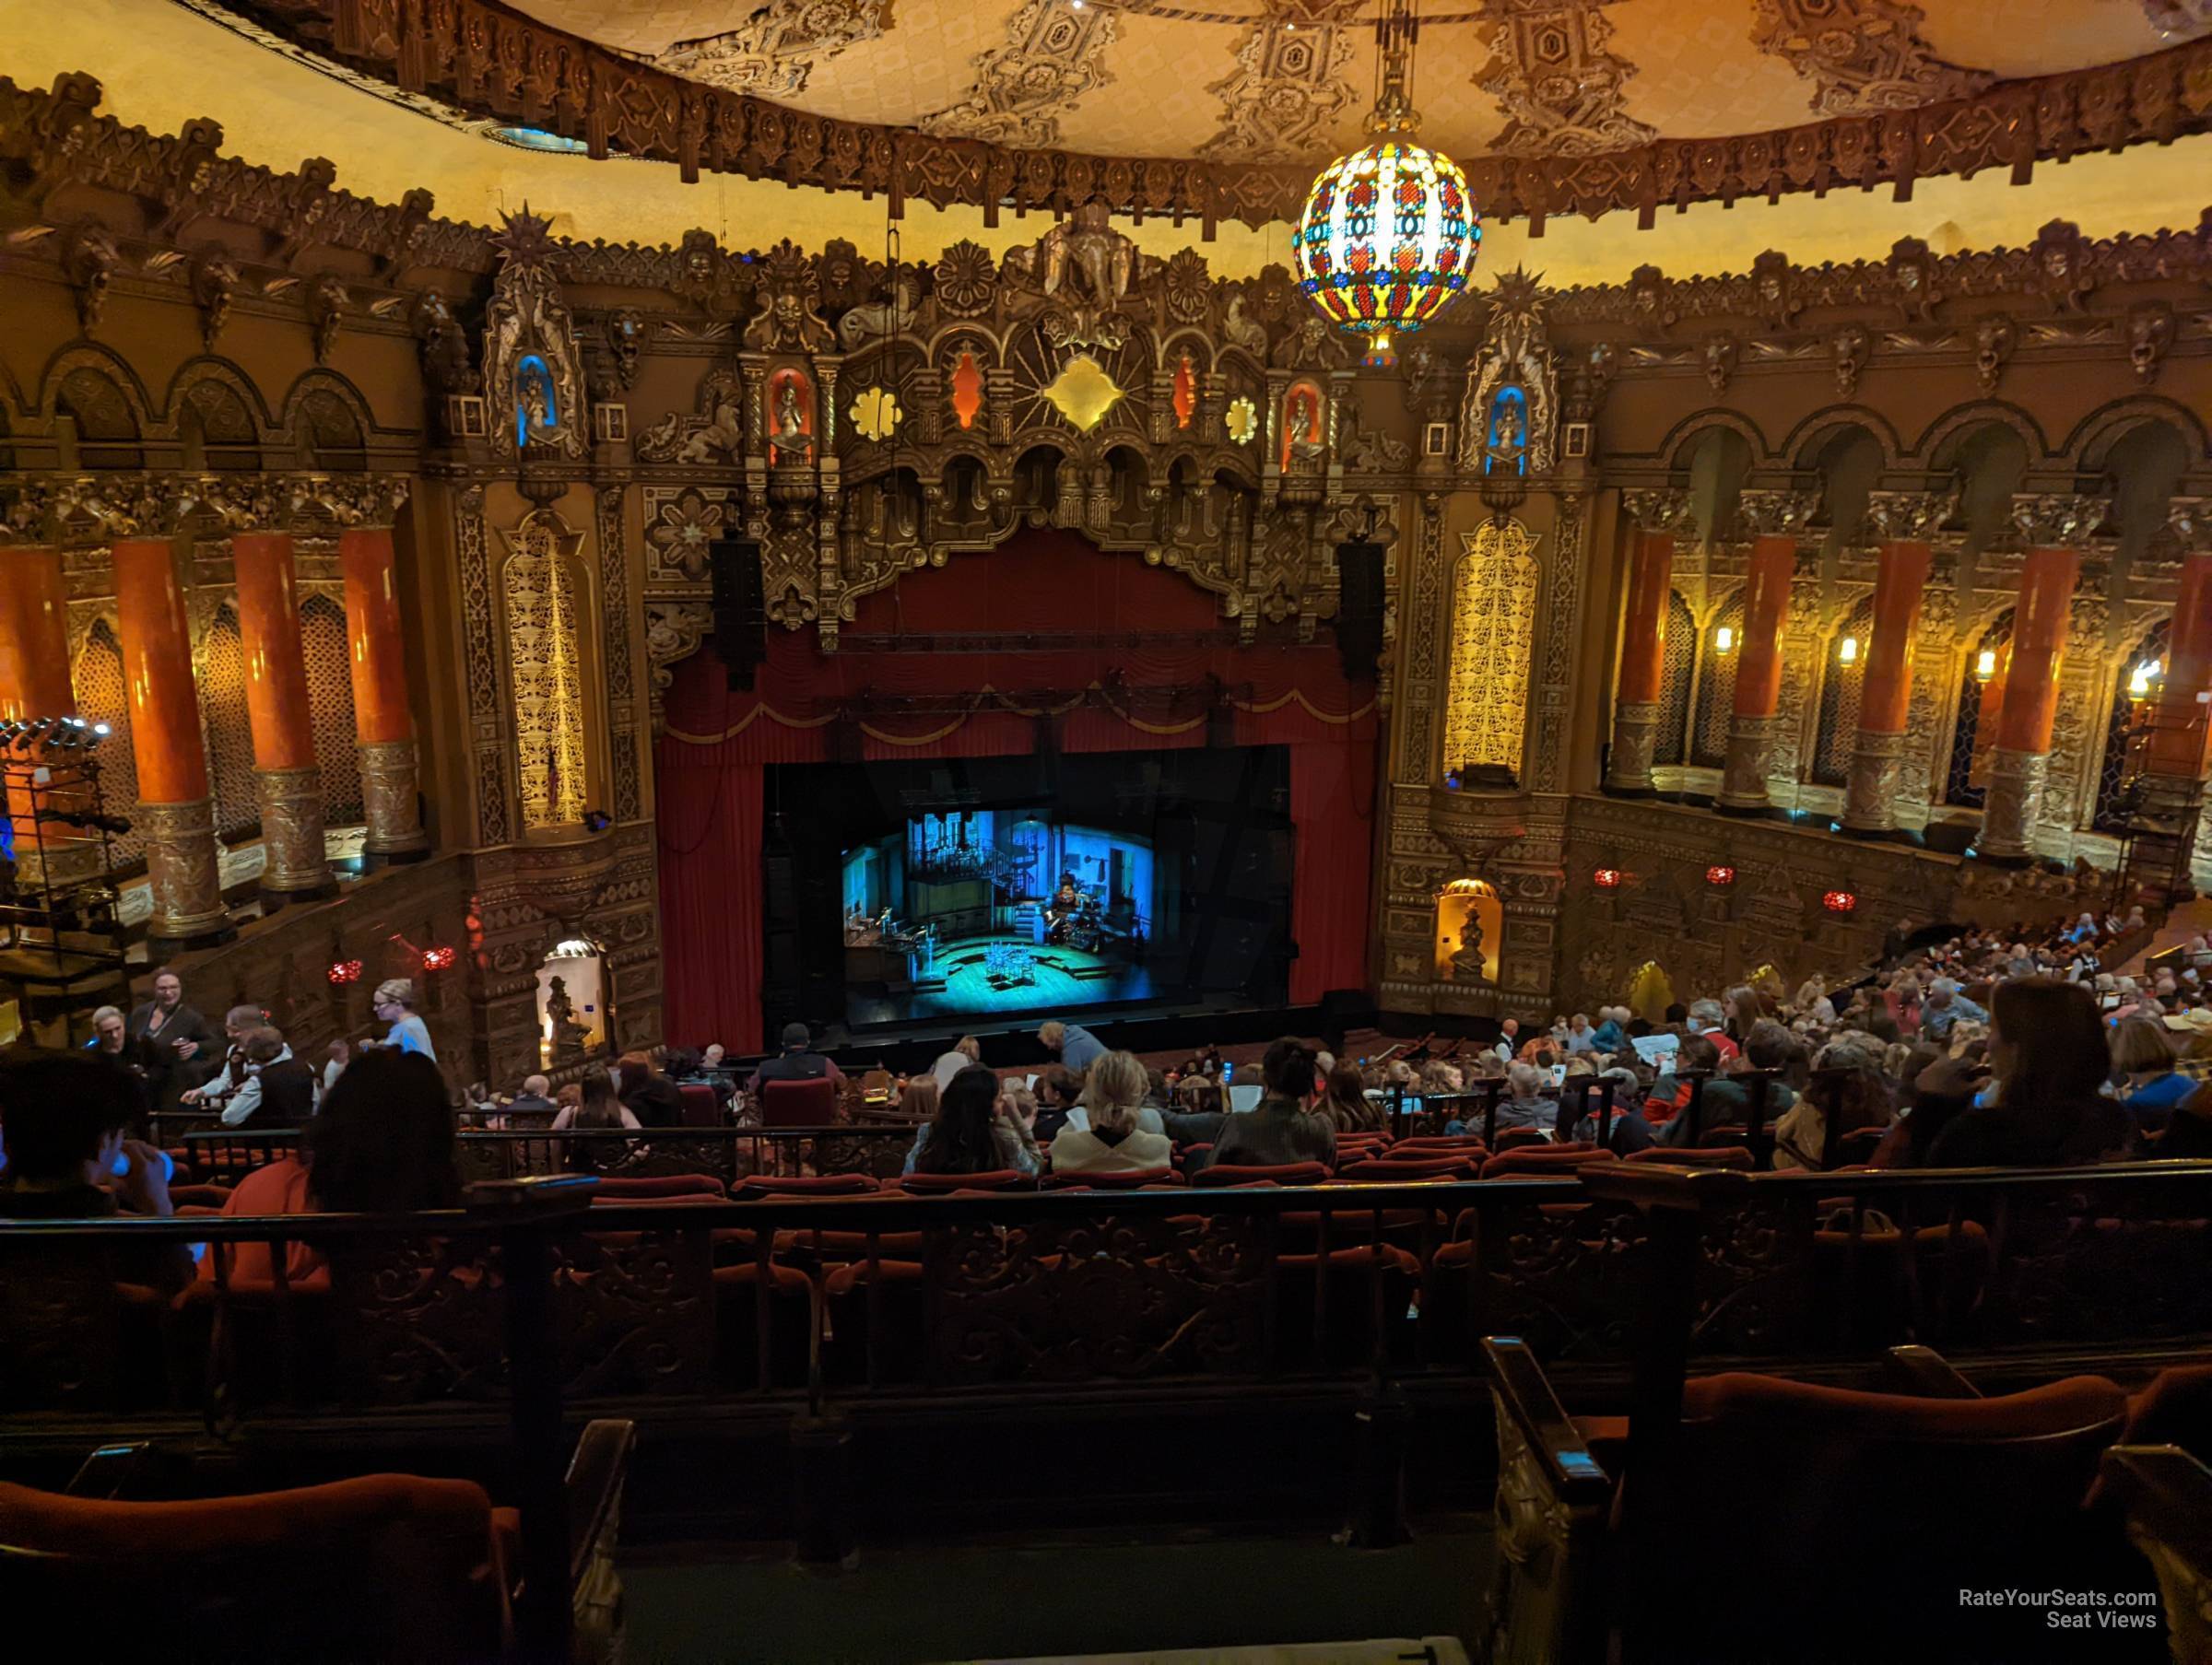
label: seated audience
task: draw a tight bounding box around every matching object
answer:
[1038,1018,1106,1073]
[930,1035,982,1093]
[218,1026,318,1130]
[553,1064,641,1171]
[1771,1037,1894,1171]
[896,1076,939,1120]
[905,1064,1039,1177]
[616,1050,685,1129]
[1208,1038,1335,1168]
[1050,1051,1173,1177]
[2112,1014,2192,1129]
[1453,1062,1554,1137]
[505,1073,558,1119]
[747,1022,847,1095]
[179,1003,272,1111]
[0,1050,192,1292]
[204,1049,462,1285]
[1314,1063,1385,1134]
[1916,979,2133,1167]
[1030,1065,1081,1144]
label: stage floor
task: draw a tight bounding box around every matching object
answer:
[846,932,1157,1028]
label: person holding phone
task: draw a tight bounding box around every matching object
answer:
[0,1050,194,1292]
[124,966,218,1109]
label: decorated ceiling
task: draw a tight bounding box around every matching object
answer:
[504,0,2206,165]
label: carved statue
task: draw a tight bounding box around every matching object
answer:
[1222,292,1268,358]
[836,272,923,350]
[678,391,745,464]
[769,378,808,459]
[481,207,588,461]
[1459,268,1557,473]
[1486,395,1525,473]
[1449,908,1488,982]
[543,974,592,1062]
[1029,199,1135,311]
[741,240,836,352]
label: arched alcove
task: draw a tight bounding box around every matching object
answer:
[1812,594,1877,786]
[301,592,364,825]
[1945,425,2031,558]
[198,604,259,840]
[1653,591,1697,768]
[56,367,143,469]
[537,933,608,1067]
[1946,609,2015,806]
[1807,427,1885,559]
[1683,428,1754,549]
[2092,617,2171,831]
[1691,592,1747,768]
[1434,878,1501,984]
[71,619,145,867]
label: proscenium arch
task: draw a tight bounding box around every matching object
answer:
[160,356,277,435]
[35,340,159,429]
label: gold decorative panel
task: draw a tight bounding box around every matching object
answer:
[1039,353,1125,433]
[849,385,903,440]
[1441,517,1541,780]
[500,511,591,831]
[1225,395,1260,444]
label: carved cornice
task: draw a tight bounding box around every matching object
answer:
[1618,488,1696,535]
[13,19,2212,238]
[2167,498,2212,555]
[2011,492,2112,548]
[0,472,411,540]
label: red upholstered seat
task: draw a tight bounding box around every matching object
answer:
[821,1258,931,1385]
[1273,1244,1421,1368]
[0,1472,515,1659]
[759,1075,839,1128]
[1623,1144,1755,1168]
[1334,1155,1477,1182]
[2085,1363,2212,1507]
[1494,1127,1553,1151]
[1039,1168,1181,1190]
[589,1172,727,1199]
[709,1260,816,1389]
[890,1168,1033,1193]
[1477,1145,1617,1180]
[1191,1161,1332,1188]
[677,1083,721,1128]
[734,1172,879,1197]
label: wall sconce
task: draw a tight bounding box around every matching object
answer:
[1706,864,1735,886]
[1838,636,1859,665]
[2128,658,2164,702]
[1821,890,1857,915]
[1593,867,1623,889]
[1713,625,1735,655]
[1974,649,1998,681]
[326,958,364,985]
[421,944,459,972]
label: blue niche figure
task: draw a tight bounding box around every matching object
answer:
[515,354,559,451]
[1484,384,1528,475]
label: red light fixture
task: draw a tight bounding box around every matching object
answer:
[327,957,364,985]
[1706,864,1735,886]
[421,944,458,972]
[1593,867,1622,889]
[1822,890,1857,915]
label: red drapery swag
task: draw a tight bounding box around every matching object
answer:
[654,530,1378,1052]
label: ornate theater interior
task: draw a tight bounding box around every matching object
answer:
[5,2,2212,1659]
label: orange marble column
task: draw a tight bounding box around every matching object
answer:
[113,534,230,944]
[232,530,333,900]
[340,522,429,860]
[1605,491,1689,794]
[1980,495,2103,863]
[1841,490,1954,836]
[2124,506,2212,898]
[1717,488,1819,815]
[0,544,93,887]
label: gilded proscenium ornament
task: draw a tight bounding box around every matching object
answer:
[304,475,414,530]
[1863,483,1960,543]
[1734,487,1823,539]
[1618,488,1695,535]
[137,795,231,944]
[255,763,333,897]
[359,736,429,858]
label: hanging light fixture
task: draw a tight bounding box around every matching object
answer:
[1290,0,1477,368]
[1975,648,1998,680]
[1714,625,1735,655]
[1838,636,1859,665]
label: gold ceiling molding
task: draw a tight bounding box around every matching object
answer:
[1749,0,1992,118]
[1200,0,1364,164]
[653,0,895,99]
[1476,1,1657,160]
[167,0,2212,231]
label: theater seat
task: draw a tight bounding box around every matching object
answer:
[1477,1145,1616,1180]
[589,1173,727,1199]
[1622,1145,1755,1169]
[1273,1244,1420,1369]
[759,1076,839,1128]
[1191,1161,1331,1188]
[1494,1127,1553,1152]
[890,1169,1034,1193]
[1039,1168,1181,1190]
[1335,1153,1477,1180]
[0,1420,634,1662]
[710,1261,816,1390]
[734,1172,879,1197]
[676,1084,721,1128]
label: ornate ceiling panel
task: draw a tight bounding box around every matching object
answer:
[497,0,2200,163]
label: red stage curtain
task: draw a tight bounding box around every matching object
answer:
[656,753,765,1054]
[653,530,1377,1048]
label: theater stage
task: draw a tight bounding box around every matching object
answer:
[845,932,1157,1028]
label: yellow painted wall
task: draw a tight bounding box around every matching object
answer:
[6,0,2209,285]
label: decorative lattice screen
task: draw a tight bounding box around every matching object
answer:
[1653,592,1696,768]
[199,605,259,840]
[302,593,364,825]
[1812,596,1877,787]
[2094,618,2171,832]
[1691,593,1747,768]
[1946,610,2015,807]
[72,619,144,867]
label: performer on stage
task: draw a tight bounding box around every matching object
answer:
[1044,872,1087,944]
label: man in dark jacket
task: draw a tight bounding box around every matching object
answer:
[1208,1038,1335,1168]
[746,1023,847,1096]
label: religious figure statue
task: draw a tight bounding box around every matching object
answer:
[1486,395,1525,474]
[544,975,592,1061]
[1449,909,1488,982]
[1286,387,1325,467]
[769,379,808,459]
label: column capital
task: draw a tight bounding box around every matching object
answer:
[193,473,307,534]
[1734,487,1822,539]
[1618,487,1694,535]
[0,480,57,547]
[302,474,413,530]
[2009,492,2109,548]
[1865,482,1959,543]
[2169,498,2212,557]
[51,474,202,540]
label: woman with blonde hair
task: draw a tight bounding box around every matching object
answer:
[1050,1049,1172,1177]
[2112,1013,2191,1129]
[1315,1062,1385,1134]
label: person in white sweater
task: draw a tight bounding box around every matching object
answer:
[1049,1049,1172,1177]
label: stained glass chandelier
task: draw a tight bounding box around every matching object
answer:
[1291,0,1478,368]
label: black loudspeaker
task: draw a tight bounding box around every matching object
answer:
[1335,542,1385,681]
[708,537,767,690]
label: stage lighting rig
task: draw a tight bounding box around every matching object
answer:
[33,806,133,836]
